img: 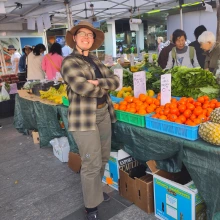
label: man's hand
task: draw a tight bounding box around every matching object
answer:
[87,80,99,86]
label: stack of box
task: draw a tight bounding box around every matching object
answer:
[119,160,154,214]
[153,175,206,220]
[145,160,206,220]
[102,150,135,191]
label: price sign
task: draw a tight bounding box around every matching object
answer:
[161,74,171,105]
[114,69,123,91]
[133,71,146,98]
[130,53,134,66]
[139,52,145,61]
[104,54,113,66]
[149,53,153,63]
[120,54,124,64]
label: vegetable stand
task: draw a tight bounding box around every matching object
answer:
[14,92,220,220]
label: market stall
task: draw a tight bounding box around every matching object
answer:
[14,91,220,220]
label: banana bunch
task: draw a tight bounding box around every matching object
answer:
[39,84,67,104]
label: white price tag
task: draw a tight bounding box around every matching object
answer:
[149,53,153,63]
[133,71,146,98]
[130,53,134,66]
[161,74,171,105]
[114,69,123,91]
[139,53,143,61]
[120,54,124,64]
[105,54,113,66]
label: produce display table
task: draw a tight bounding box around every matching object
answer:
[14,92,220,220]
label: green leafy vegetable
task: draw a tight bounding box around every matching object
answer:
[170,66,220,99]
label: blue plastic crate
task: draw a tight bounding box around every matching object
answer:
[171,96,181,101]
[110,95,123,103]
[145,115,199,141]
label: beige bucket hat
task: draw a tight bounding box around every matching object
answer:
[65,20,104,51]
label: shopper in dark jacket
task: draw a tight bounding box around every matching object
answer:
[158,35,175,69]
[18,45,32,72]
[189,25,207,68]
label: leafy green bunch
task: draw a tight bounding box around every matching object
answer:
[144,53,158,67]
[171,66,220,99]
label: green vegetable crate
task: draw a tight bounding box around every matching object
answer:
[115,110,146,127]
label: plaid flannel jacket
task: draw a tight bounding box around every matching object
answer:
[61,49,120,131]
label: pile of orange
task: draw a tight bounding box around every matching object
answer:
[113,93,160,115]
[152,95,220,126]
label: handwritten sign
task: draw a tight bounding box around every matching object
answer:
[130,53,134,66]
[139,52,145,61]
[114,69,123,91]
[133,71,146,98]
[120,54,124,64]
[148,53,153,63]
[104,54,113,66]
[161,74,171,105]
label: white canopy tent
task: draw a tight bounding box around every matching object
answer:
[0,0,208,61]
[0,0,181,27]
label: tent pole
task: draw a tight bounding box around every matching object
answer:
[0,41,7,75]
[180,8,183,30]
[65,3,72,30]
[43,30,49,54]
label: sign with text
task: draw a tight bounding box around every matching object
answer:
[120,54,124,64]
[104,54,113,66]
[114,69,123,91]
[161,74,171,105]
[133,71,146,98]
[130,53,134,66]
[149,53,153,63]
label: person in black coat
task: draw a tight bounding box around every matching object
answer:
[18,45,32,72]
[158,35,175,69]
[189,25,207,68]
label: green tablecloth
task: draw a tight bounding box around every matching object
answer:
[14,94,220,219]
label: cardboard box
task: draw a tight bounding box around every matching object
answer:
[32,131,40,144]
[68,152,81,173]
[147,160,206,220]
[119,160,154,213]
[134,175,154,213]
[102,150,135,191]
[119,161,138,202]
[102,152,119,190]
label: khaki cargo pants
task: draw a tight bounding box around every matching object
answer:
[72,104,111,208]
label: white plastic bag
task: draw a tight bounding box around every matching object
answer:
[50,137,70,162]
[0,82,10,102]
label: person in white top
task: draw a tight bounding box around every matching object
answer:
[27,44,46,80]
[62,43,72,57]
[8,45,21,74]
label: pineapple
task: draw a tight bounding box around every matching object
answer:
[210,108,220,124]
[199,121,220,146]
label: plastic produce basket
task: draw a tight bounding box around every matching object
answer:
[145,115,199,141]
[110,95,123,103]
[62,96,69,107]
[115,110,146,127]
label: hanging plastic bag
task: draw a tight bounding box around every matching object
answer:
[0,82,10,102]
[50,137,70,162]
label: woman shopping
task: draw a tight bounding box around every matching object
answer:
[27,44,46,80]
[42,42,63,80]
[61,21,119,220]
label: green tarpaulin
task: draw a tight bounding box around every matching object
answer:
[14,94,220,220]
